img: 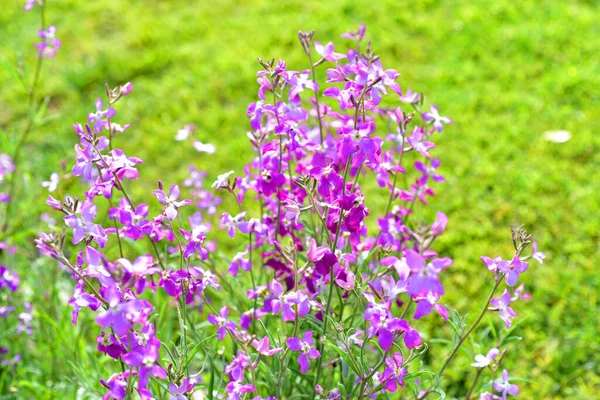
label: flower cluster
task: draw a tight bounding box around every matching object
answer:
[33,24,542,400]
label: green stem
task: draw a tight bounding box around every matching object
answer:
[2,6,46,233]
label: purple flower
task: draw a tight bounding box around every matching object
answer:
[35,26,61,58]
[152,184,191,220]
[286,331,321,373]
[431,212,448,236]
[480,256,509,275]
[226,380,255,400]
[314,42,346,62]
[63,202,107,247]
[422,105,453,132]
[493,369,519,399]
[414,158,445,186]
[489,289,517,328]
[471,348,500,368]
[180,227,209,259]
[87,98,116,133]
[220,212,250,238]
[341,24,366,41]
[229,250,251,276]
[95,287,152,335]
[498,255,529,286]
[208,306,237,340]
[122,339,166,390]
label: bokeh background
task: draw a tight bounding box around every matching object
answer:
[1,0,599,398]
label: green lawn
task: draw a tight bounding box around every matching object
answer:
[1,0,599,398]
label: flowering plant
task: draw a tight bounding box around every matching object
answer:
[27,17,544,400]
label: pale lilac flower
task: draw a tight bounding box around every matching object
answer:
[24,0,37,11]
[35,26,61,58]
[41,173,60,192]
[531,242,546,264]
[314,42,346,62]
[399,88,420,104]
[211,170,235,189]
[220,212,250,238]
[493,369,519,399]
[489,289,517,328]
[422,105,452,132]
[152,184,191,220]
[168,378,195,400]
[63,202,106,247]
[471,348,499,368]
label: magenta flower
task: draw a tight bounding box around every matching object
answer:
[380,353,408,392]
[225,380,255,400]
[252,337,283,356]
[314,42,346,62]
[471,348,500,368]
[493,369,519,399]
[286,331,321,373]
[422,105,453,132]
[489,289,517,328]
[63,202,107,247]
[208,306,237,340]
[152,184,191,220]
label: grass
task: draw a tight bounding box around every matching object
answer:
[1,0,599,398]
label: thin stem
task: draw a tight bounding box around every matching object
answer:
[418,274,505,399]
[2,6,46,233]
[465,368,484,400]
[57,255,109,308]
[307,51,324,144]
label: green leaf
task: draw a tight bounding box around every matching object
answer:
[327,343,361,376]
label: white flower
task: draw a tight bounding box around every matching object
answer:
[41,173,60,192]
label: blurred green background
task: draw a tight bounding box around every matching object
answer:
[1,0,599,398]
